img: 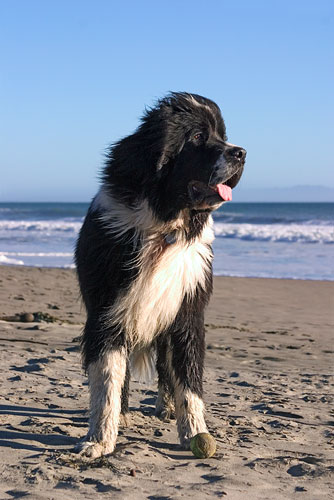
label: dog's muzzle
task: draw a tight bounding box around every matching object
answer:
[210,146,246,189]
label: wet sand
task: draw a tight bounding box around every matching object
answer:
[0,265,333,499]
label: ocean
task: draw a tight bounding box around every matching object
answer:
[0,202,333,280]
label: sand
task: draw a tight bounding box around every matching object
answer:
[0,265,333,499]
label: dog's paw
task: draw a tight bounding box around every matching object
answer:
[179,435,192,450]
[178,425,209,450]
[155,406,175,421]
[119,412,130,427]
[75,440,114,458]
[155,400,175,421]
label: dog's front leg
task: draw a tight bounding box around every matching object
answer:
[78,348,127,458]
[169,321,208,449]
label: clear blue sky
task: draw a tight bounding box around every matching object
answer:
[1,0,333,201]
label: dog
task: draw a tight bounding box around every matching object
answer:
[75,92,246,458]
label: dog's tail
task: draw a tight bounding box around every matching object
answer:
[130,347,156,383]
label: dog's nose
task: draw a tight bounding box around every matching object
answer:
[225,146,247,162]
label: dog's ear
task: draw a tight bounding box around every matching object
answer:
[145,97,186,171]
[157,151,168,171]
[157,139,185,171]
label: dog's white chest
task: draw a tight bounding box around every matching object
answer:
[111,222,214,346]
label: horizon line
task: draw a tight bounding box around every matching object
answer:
[1,200,333,204]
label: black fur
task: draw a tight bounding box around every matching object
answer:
[168,273,213,398]
[76,208,140,369]
[75,92,246,453]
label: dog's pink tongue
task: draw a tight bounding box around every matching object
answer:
[217,184,232,201]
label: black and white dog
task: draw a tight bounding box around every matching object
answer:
[75,92,246,458]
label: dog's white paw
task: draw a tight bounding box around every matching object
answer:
[75,440,114,458]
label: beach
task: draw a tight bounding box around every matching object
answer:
[0,265,333,499]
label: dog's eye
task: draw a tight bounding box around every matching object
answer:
[193,133,203,142]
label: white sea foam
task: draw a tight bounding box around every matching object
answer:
[2,252,74,257]
[213,223,334,244]
[0,255,24,265]
[1,218,333,244]
[0,220,82,233]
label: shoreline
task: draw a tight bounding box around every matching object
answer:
[1,263,333,283]
[0,265,333,499]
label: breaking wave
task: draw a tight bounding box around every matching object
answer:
[213,223,334,244]
[0,220,82,233]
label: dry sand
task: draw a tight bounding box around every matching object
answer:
[0,265,333,499]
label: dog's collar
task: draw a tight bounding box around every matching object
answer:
[164,231,177,245]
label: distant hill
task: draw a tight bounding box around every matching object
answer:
[233,185,334,202]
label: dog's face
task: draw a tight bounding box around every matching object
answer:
[155,93,246,213]
[106,92,246,221]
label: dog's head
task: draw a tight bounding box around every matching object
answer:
[106,92,246,221]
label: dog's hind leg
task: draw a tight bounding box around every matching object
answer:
[155,336,175,420]
[77,348,127,458]
[120,360,130,427]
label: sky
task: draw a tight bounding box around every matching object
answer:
[0,0,333,202]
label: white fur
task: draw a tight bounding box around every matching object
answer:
[116,224,213,347]
[163,346,208,446]
[78,348,127,458]
[96,189,214,349]
[186,95,217,122]
[96,187,187,242]
[96,188,157,242]
[175,389,208,446]
[130,347,156,382]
